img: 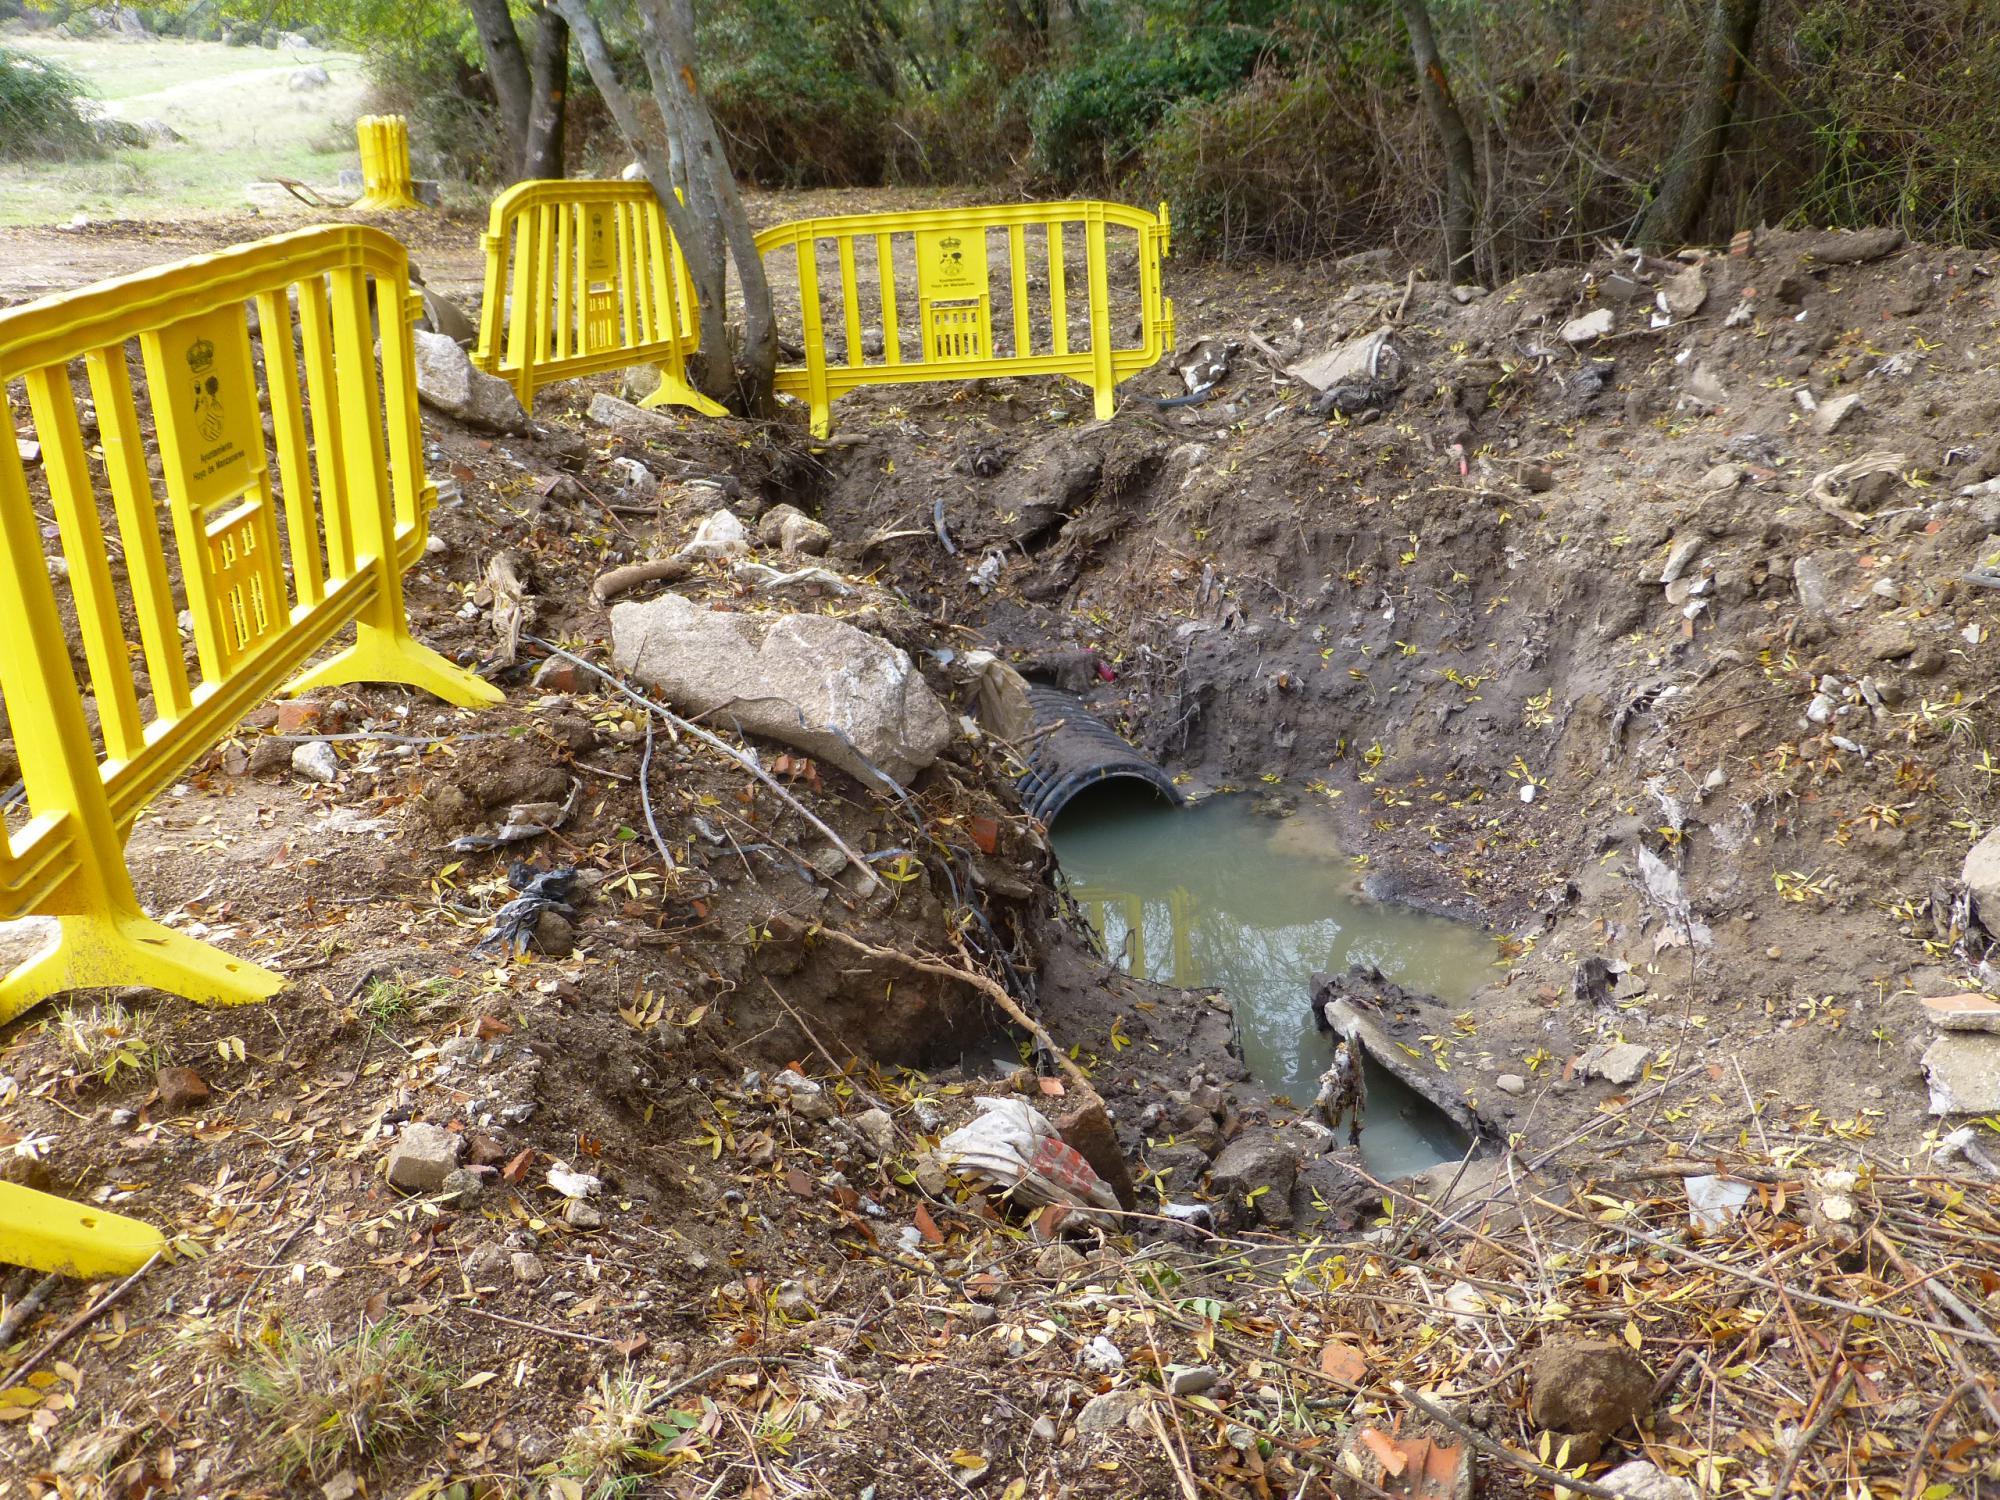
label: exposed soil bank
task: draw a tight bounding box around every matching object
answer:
[4,212,1999,1498]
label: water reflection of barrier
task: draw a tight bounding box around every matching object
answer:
[0,224,499,1029]
[474,180,725,418]
[354,115,423,212]
[756,200,1174,437]
[1069,882,1197,985]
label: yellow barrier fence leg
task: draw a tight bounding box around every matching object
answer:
[283,265,502,709]
[0,434,284,1027]
[1085,204,1118,422]
[0,906,285,1029]
[638,368,728,418]
[0,1182,165,1278]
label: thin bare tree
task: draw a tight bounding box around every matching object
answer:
[1393,0,1480,284]
[1635,0,1764,249]
[553,0,778,410]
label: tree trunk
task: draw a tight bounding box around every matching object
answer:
[1394,0,1479,284]
[555,0,776,411]
[466,0,533,176]
[1635,0,1763,249]
[522,2,568,179]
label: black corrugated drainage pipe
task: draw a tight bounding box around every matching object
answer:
[1017,685,1184,824]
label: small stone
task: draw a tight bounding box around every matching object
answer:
[1529,1336,1654,1457]
[386,1121,463,1193]
[1579,1042,1650,1086]
[1081,1335,1125,1372]
[320,1473,359,1500]
[1030,1414,1057,1442]
[1054,1096,1136,1210]
[1076,1389,1147,1437]
[1659,535,1704,584]
[510,1251,546,1283]
[851,1106,895,1157]
[1034,1242,1087,1278]
[774,1280,811,1315]
[275,698,326,734]
[440,1167,484,1206]
[291,741,340,784]
[412,329,530,434]
[465,1243,511,1285]
[532,656,582,694]
[1207,1128,1298,1227]
[1495,1073,1527,1096]
[1561,308,1615,345]
[532,910,575,957]
[1600,1460,1697,1500]
[1813,393,1862,434]
[1167,1365,1221,1396]
[961,1302,998,1328]
[562,1198,603,1228]
[152,1065,209,1111]
[1921,1033,2000,1114]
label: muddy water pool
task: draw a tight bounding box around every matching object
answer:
[1048,788,1498,1177]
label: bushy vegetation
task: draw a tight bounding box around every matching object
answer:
[0,41,99,158]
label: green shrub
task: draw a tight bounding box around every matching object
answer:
[1785,0,2000,244]
[0,44,100,160]
[1142,64,1391,260]
[1029,25,1273,186]
[702,0,893,186]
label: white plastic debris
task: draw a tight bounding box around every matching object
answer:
[937,1097,1119,1212]
[546,1162,602,1199]
[1081,1335,1125,1372]
[1685,1173,1752,1230]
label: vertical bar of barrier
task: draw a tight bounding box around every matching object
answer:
[554,204,575,363]
[296,275,355,581]
[504,203,538,409]
[795,231,832,437]
[838,235,862,367]
[86,347,194,719]
[27,369,145,761]
[1008,224,1029,358]
[251,290,326,608]
[1084,204,1115,420]
[876,232,900,366]
[1047,222,1069,358]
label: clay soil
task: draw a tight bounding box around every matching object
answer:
[3,196,1999,1500]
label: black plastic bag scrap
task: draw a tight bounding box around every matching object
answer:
[473,862,577,956]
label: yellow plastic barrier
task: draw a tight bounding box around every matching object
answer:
[755,200,1174,437]
[354,114,422,213]
[474,179,725,418]
[0,224,500,1029]
[0,1183,163,1278]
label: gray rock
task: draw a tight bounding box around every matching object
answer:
[1495,1073,1527,1096]
[1076,1388,1148,1437]
[509,1251,546,1282]
[420,288,478,347]
[411,330,529,435]
[852,1107,895,1157]
[439,1167,483,1206]
[1659,534,1704,584]
[610,594,952,790]
[286,65,331,91]
[1794,553,1841,614]
[586,392,681,443]
[1579,1041,1651,1086]
[756,503,833,557]
[1167,1365,1221,1396]
[1813,393,1863,434]
[1561,308,1614,345]
[291,741,339,784]
[562,1199,602,1228]
[386,1122,462,1193]
[1962,827,2000,930]
[1207,1128,1298,1227]
[1922,1034,2000,1115]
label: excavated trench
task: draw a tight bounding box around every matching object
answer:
[1026,689,1493,1177]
